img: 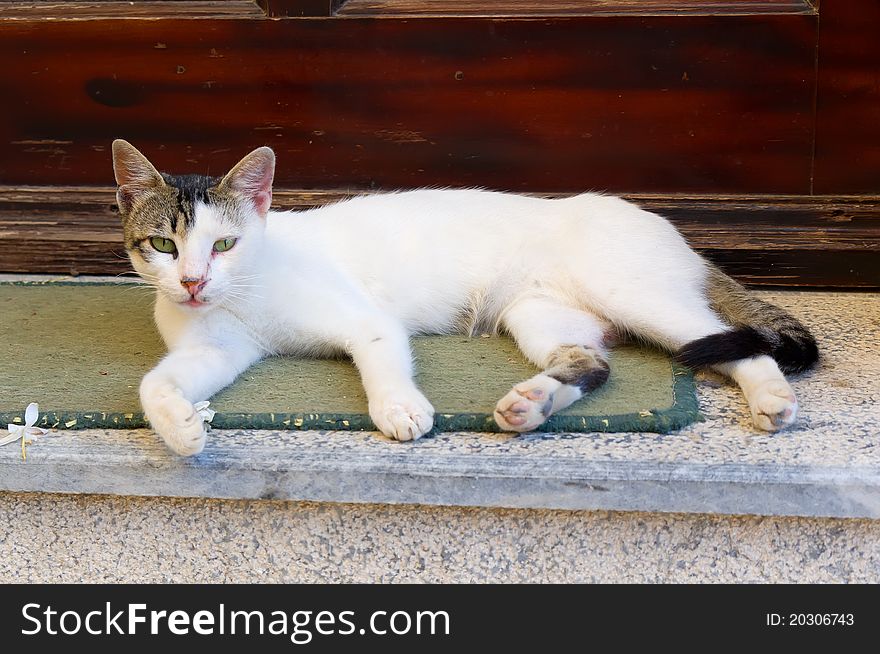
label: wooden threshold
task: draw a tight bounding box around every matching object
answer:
[336,0,817,18]
[0,2,264,20]
[0,186,876,287]
[0,0,816,20]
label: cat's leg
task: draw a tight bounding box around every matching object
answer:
[346,317,434,442]
[140,336,262,455]
[713,357,798,431]
[494,297,612,432]
[622,302,798,431]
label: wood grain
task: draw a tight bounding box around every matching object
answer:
[813,0,880,194]
[1,186,875,287]
[0,14,817,194]
[0,2,264,19]
[339,0,816,17]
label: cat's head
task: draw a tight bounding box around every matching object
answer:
[111,139,274,310]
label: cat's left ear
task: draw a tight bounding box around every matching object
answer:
[219,147,275,217]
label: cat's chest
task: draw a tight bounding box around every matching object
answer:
[226,285,353,356]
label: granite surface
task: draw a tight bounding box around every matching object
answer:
[1,278,878,518]
[1,493,878,583]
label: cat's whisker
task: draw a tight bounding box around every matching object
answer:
[225,282,264,291]
[224,291,264,301]
[224,295,265,304]
[127,275,160,285]
[227,272,262,279]
[119,282,154,289]
[117,278,156,288]
[119,288,157,297]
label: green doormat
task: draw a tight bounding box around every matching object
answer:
[0,283,700,434]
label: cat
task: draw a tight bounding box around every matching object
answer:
[111,139,818,456]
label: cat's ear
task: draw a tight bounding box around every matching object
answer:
[218,147,275,217]
[111,139,165,215]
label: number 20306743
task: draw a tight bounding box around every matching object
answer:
[766,614,854,627]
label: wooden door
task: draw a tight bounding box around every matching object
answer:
[0,1,877,286]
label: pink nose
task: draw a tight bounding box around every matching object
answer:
[180,277,207,295]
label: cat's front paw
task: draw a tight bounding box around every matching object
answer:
[369,389,435,442]
[141,384,208,456]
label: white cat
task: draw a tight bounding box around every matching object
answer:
[112,140,817,456]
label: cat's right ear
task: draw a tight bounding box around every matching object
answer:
[111,139,165,215]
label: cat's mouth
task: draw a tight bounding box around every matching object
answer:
[169,287,215,308]
[177,294,211,308]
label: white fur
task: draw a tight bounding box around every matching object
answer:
[132,189,797,455]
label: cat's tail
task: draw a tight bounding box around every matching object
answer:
[676,264,819,374]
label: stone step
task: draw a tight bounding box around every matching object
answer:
[2,279,878,520]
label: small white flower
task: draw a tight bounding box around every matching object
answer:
[193,401,215,424]
[1,402,49,447]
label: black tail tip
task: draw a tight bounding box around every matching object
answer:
[675,327,772,370]
[676,326,819,373]
[775,331,820,374]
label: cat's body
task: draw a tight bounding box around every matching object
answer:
[161,189,701,350]
[112,141,818,455]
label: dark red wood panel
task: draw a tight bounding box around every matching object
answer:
[0,14,816,193]
[813,0,880,194]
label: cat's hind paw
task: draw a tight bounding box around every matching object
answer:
[369,390,435,442]
[493,376,559,432]
[749,380,798,432]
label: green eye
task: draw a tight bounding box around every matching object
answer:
[213,237,237,253]
[149,237,177,254]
